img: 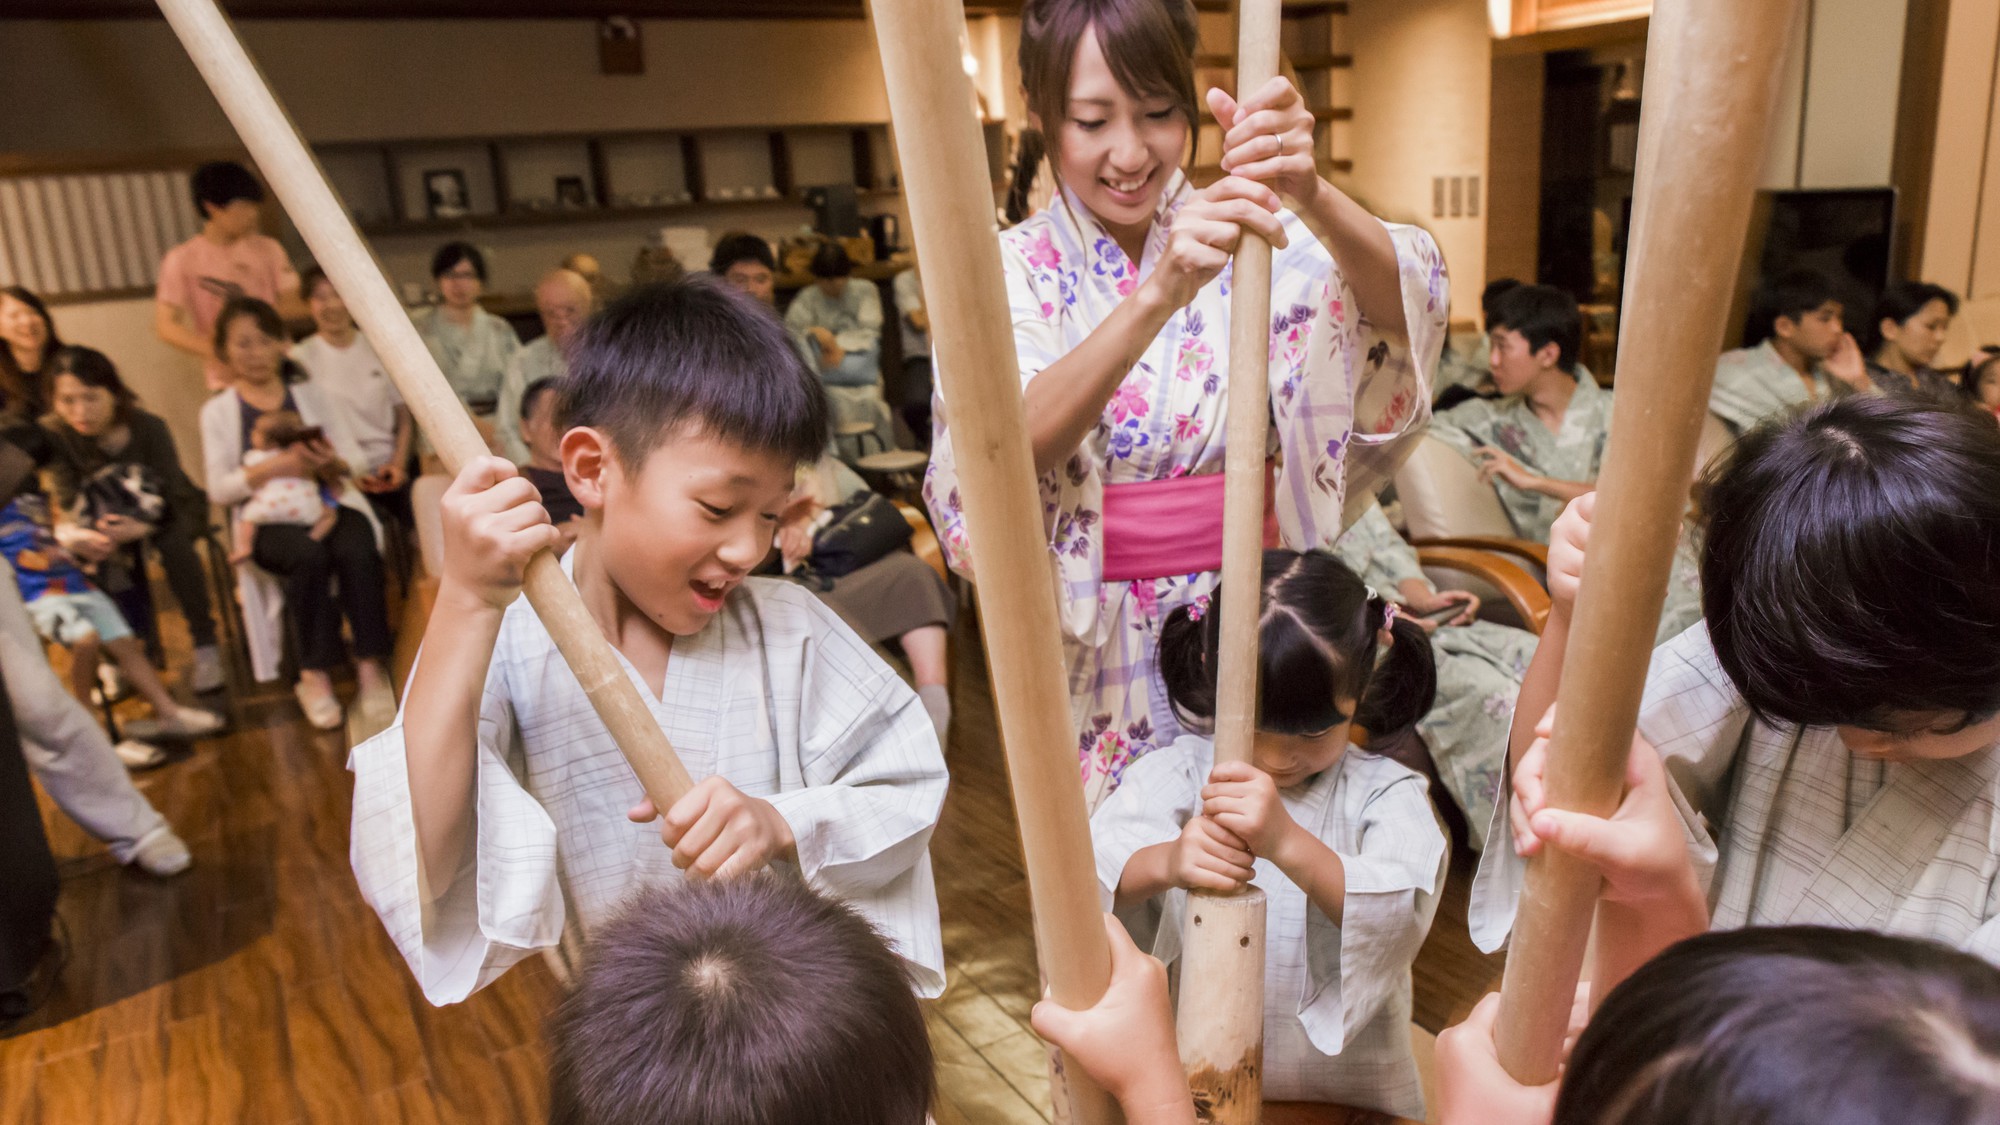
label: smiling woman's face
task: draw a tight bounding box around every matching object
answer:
[1052,25,1189,238]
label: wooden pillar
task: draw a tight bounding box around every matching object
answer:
[865,2,1120,1122]
[1492,0,1804,1084]
[1180,2,1283,1121]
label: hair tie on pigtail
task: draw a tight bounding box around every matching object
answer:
[1381,602,1398,632]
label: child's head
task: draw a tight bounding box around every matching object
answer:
[1701,395,2000,758]
[1486,283,1581,392]
[1965,353,2000,413]
[709,232,779,306]
[1555,926,2000,1125]
[552,276,827,635]
[548,874,934,1125]
[250,410,309,451]
[1745,268,1844,357]
[519,375,563,469]
[1159,549,1437,788]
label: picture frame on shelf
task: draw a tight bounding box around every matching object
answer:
[424,169,469,219]
[555,175,590,209]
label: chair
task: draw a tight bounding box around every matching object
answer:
[857,448,930,505]
[895,500,949,586]
[1392,436,1548,629]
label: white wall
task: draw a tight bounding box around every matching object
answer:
[1760,0,1911,190]
[1346,0,1492,325]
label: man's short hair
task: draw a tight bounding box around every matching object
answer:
[1480,277,1522,325]
[1700,394,2000,729]
[809,241,854,279]
[1488,284,1581,375]
[549,875,934,1125]
[190,161,264,220]
[709,232,776,276]
[1743,268,1839,347]
[554,275,827,471]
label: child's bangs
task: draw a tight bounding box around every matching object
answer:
[1256,609,1356,737]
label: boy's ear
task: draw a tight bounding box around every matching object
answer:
[1772,314,1798,340]
[1534,340,1563,370]
[561,426,616,512]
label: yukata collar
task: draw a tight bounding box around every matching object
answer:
[1055,168,1190,278]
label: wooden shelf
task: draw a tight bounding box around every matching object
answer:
[355,190,879,238]
[1291,53,1353,70]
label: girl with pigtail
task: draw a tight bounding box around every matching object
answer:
[1089,547,1447,1118]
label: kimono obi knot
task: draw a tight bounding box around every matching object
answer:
[1100,463,1276,583]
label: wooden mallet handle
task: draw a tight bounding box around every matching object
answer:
[1492,0,1802,1084]
[153,0,695,807]
[866,1,1119,1122]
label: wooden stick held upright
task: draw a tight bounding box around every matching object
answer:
[153,0,695,808]
[1175,4,1281,1121]
[865,3,1118,1123]
[1492,0,1802,1084]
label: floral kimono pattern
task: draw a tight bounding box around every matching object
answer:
[1333,501,1535,850]
[924,174,1446,809]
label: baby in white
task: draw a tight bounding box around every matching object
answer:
[230,410,345,564]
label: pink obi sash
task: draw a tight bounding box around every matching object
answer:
[1099,465,1277,583]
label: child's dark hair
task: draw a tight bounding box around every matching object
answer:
[1555,926,2000,1125]
[1700,394,2000,729]
[1159,549,1436,740]
[190,160,263,219]
[708,231,775,276]
[299,265,336,300]
[554,276,827,470]
[213,296,306,384]
[1963,352,2000,408]
[1862,279,1961,359]
[429,240,488,282]
[1743,268,1839,347]
[1488,283,1581,375]
[548,874,934,1125]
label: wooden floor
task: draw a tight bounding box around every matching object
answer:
[1,605,1501,1124]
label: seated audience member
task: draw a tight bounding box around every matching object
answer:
[1431,284,1600,543]
[709,232,811,365]
[0,486,221,745]
[0,287,60,420]
[289,268,412,528]
[778,452,955,741]
[892,262,933,447]
[1334,500,1534,849]
[1435,277,1521,409]
[41,347,227,693]
[1863,280,1960,398]
[495,268,593,464]
[228,410,348,565]
[200,297,393,730]
[517,377,583,552]
[1708,268,1869,434]
[785,242,896,454]
[417,241,520,427]
[1473,396,2000,967]
[1438,925,2000,1125]
[550,877,1199,1125]
[154,161,302,392]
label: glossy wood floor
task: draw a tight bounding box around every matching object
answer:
[2,601,1501,1124]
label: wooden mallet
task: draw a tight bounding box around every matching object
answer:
[1175,1,1283,1121]
[153,0,695,810]
[866,1,1120,1122]
[1491,0,1804,1084]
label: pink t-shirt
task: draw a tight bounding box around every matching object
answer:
[155,232,298,390]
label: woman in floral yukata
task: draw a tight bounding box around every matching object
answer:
[924,0,1446,808]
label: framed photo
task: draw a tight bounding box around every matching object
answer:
[555,175,590,210]
[424,169,469,219]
